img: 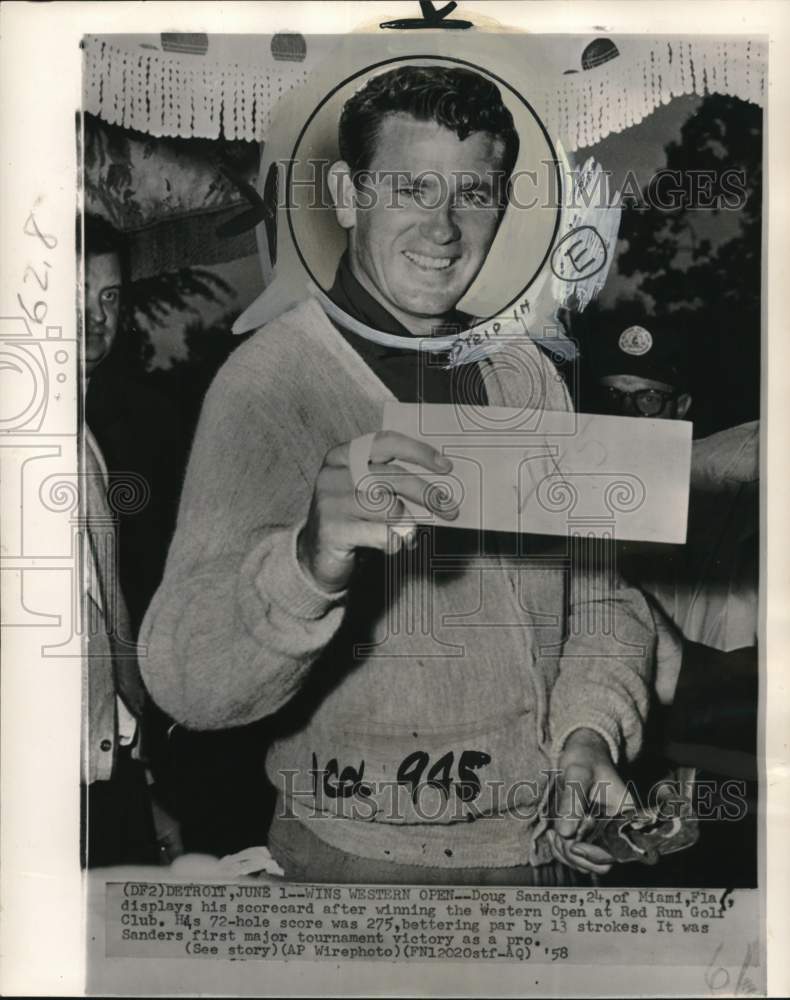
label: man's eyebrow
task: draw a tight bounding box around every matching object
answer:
[458,175,495,191]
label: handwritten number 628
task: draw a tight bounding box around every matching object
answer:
[19,210,56,324]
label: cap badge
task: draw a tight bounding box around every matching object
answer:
[618,325,653,356]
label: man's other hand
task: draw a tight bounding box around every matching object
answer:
[297,430,458,593]
[548,728,633,876]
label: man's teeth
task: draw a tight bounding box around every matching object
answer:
[403,251,454,270]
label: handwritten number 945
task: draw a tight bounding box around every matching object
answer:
[18,210,57,324]
[397,749,492,803]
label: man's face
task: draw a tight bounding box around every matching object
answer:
[85,252,122,377]
[598,374,691,420]
[340,114,507,333]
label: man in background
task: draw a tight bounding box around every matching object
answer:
[85,213,274,863]
[82,214,162,866]
[579,306,757,657]
[577,303,758,887]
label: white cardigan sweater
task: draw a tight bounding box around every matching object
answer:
[141,298,654,869]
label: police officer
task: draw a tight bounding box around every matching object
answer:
[579,309,692,421]
[574,301,758,888]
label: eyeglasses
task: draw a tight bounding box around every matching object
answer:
[601,386,678,417]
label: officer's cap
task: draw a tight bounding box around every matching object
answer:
[573,301,689,389]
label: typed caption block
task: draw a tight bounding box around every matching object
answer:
[106,881,760,978]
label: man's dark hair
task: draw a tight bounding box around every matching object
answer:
[338,65,520,190]
[82,213,129,286]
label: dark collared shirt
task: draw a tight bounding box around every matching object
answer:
[327,253,488,406]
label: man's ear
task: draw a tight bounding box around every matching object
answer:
[327,161,356,230]
[675,392,692,419]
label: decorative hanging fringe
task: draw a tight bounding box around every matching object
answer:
[549,37,766,151]
[83,34,765,149]
[83,35,312,141]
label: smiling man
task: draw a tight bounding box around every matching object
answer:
[324,67,518,403]
[141,65,655,884]
[329,73,517,331]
